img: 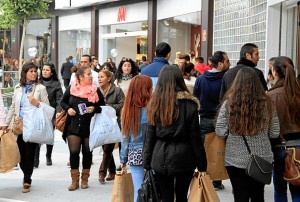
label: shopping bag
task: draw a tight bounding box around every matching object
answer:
[23,102,55,144]
[0,130,20,173]
[89,106,122,151]
[111,169,134,202]
[188,172,220,202]
[137,170,161,202]
[205,132,229,180]
[55,110,67,132]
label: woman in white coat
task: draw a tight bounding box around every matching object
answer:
[6,62,49,193]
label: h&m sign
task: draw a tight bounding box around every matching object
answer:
[117,6,126,22]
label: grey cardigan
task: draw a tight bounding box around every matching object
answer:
[215,101,280,169]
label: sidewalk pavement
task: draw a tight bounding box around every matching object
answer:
[0,130,277,201]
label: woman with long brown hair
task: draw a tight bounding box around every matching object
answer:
[143,65,206,201]
[267,56,300,201]
[216,67,280,201]
[120,75,152,202]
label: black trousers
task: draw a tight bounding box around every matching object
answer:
[226,166,265,202]
[155,171,194,202]
[17,135,37,184]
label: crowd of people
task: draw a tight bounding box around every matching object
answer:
[0,41,299,202]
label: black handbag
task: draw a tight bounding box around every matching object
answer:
[137,170,161,202]
[242,135,273,185]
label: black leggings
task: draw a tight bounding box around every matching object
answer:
[155,171,194,202]
[226,166,265,202]
[67,135,92,169]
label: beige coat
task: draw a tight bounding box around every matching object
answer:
[6,83,49,128]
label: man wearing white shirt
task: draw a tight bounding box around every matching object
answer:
[69,55,99,87]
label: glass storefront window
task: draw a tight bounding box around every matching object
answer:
[157,11,201,64]
[24,19,51,68]
[99,21,148,66]
[59,29,91,67]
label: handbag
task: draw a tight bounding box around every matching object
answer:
[111,168,134,202]
[284,147,300,186]
[137,170,161,202]
[188,172,220,202]
[128,148,143,166]
[0,130,21,173]
[55,110,67,132]
[205,132,229,180]
[12,116,23,135]
[242,135,273,184]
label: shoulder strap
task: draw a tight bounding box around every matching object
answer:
[242,135,252,155]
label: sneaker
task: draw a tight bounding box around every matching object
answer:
[214,183,225,191]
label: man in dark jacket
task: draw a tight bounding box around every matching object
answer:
[61,56,73,88]
[193,51,230,191]
[141,42,171,89]
[219,43,267,99]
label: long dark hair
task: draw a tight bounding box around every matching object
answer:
[147,65,189,127]
[20,62,39,86]
[223,67,274,136]
[272,56,300,121]
[115,58,138,83]
[41,63,59,81]
[121,75,152,138]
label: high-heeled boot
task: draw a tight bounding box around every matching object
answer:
[68,169,79,191]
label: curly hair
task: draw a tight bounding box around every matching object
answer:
[223,67,274,136]
[121,75,152,138]
[115,58,138,83]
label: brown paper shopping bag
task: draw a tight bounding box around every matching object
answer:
[111,169,134,202]
[0,130,20,173]
[205,132,229,180]
[188,172,204,202]
[188,172,220,202]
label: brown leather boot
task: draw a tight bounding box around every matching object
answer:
[81,169,90,189]
[68,169,79,191]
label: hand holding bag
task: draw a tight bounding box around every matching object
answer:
[284,147,300,186]
[242,136,273,185]
[12,116,23,135]
[55,110,67,132]
[111,168,134,202]
[0,130,20,173]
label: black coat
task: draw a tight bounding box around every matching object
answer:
[60,86,105,141]
[143,97,207,175]
[41,79,63,113]
[61,61,73,79]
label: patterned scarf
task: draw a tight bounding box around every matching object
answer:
[122,73,133,81]
[70,79,99,103]
[25,82,34,93]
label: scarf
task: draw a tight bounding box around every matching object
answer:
[70,79,99,103]
[25,82,34,93]
[122,74,133,81]
[237,58,256,68]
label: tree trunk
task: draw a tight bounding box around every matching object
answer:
[19,18,26,75]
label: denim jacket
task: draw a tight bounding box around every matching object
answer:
[120,108,147,164]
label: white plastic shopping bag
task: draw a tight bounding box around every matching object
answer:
[23,102,55,144]
[89,106,122,151]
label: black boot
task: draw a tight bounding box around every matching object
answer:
[34,144,40,168]
[46,156,52,166]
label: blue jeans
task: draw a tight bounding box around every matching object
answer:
[130,165,144,202]
[273,146,300,202]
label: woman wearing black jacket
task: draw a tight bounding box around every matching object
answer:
[143,65,207,202]
[35,63,63,166]
[61,65,105,191]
